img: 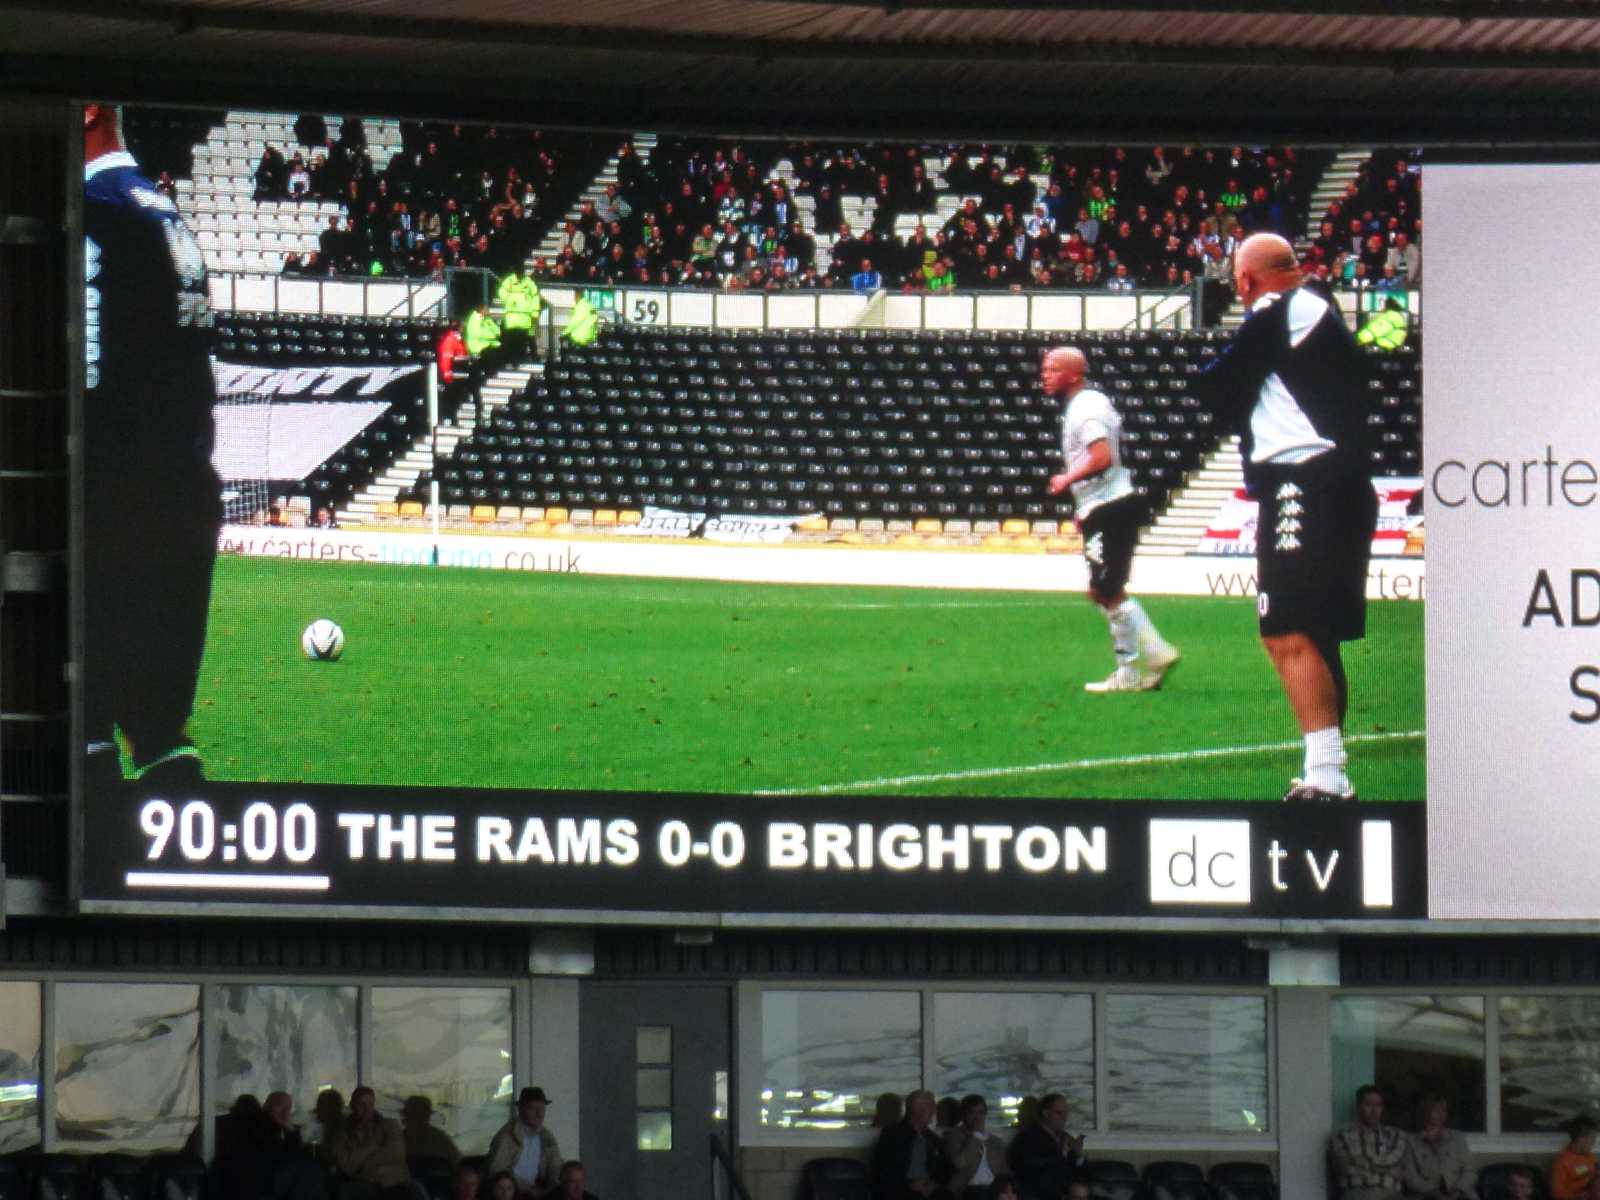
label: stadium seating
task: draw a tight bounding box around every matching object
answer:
[394,324,1418,530]
[797,1155,871,1200]
[214,313,448,366]
[211,312,437,514]
[1142,1159,1208,1200]
[1209,1160,1278,1200]
[1079,1158,1142,1199]
[1478,1162,1550,1200]
[93,1153,148,1200]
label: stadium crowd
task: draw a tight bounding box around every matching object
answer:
[266,118,610,279]
[202,1084,594,1200]
[242,122,1420,306]
[536,140,1319,296]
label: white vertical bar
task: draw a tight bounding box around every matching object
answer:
[1361,821,1394,908]
[201,983,218,1162]
[1093,988,1108,1133]
[358,984,374,1088]
[1484,990,1501,1137]
[40,980,55,1152]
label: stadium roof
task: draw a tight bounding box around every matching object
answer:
[4,0,1600,142]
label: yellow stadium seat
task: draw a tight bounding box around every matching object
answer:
[1001,518,1030,536]
[594,509,618,526]
[399,501,424,518]
[376,502,399,517]
[618,510,642,525]
[545,507,569,524]
[471,506,495,523]
[914,518,942,534]
[797,515,828,532]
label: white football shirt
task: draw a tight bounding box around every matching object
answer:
[1060,385,1134,518]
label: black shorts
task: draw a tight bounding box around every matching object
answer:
[1253,460,1378,641]
[1080,493,1144,600]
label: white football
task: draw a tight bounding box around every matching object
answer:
[301,619,345,662]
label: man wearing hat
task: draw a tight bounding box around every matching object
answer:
[487,1086,563,1197]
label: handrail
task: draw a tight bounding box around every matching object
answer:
[533,281,1194,335]
[207,270,450,319]
[709,1132,755,1200]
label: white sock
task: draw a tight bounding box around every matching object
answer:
[1119,597,1170,654]
[1105,603,1140,672]
[1303,726,1350,793]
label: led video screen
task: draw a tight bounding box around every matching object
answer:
[74,104,1429,921]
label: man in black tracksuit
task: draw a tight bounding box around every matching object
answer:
[83,103,221,788]
[1195,233,1378,803]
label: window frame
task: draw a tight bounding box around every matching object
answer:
[1329,986,1588,1155]
[0,969,531,1158]
[738,980,1278,1153]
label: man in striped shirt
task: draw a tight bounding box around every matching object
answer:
[1329,1085,1408,1200]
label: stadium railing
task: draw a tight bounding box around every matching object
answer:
[207,270,449,319]
[537,282,1197,336]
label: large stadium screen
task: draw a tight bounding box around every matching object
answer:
[1424,162,1600,920]
[73,105,1434,922]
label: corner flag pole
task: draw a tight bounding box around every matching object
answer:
[426,366,441,566]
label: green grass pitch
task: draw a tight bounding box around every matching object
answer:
[191,554,1425,802]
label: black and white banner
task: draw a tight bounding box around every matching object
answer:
[79,782,1425,922]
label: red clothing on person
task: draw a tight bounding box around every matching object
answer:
[436,328,467,383]
[1552,1148,1598,1199]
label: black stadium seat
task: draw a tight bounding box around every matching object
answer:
[1478,1162,1550,1200]
[1143,1159,1207,1200]
[389,328,1421,525]
[798,1156,870,1200]
[1209,1160,1278,1200]
[1081,1158,1142,1200]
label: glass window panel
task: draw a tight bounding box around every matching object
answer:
[760,991,920,1131]
[370,987,513,1156]
[1107,994,1268,1134]
[637,1067,672,1108]
[55,983,200,1153]
[931,992,1094,1128]
[1499,995,1600,1133]
[0,982,41,1155]
[637,1026,672,1066]
[637,1110,672,1152]
[214,984,357,1132]
[1330,996,1485,1132]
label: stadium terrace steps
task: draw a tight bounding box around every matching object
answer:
[1304,148,1375,248]
[530,133,658,269]
[340,362,541,523]
[1138,436,1244,556]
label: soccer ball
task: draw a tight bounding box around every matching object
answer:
[301,619,345,662]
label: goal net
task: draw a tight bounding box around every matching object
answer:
[212,388,275,524]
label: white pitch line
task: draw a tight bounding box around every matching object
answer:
[610,593,1064,611]
[755,729,1425,796]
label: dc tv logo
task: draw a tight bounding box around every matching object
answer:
[1148,819,1252,905]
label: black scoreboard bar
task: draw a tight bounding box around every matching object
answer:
[77,782,1425,922]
